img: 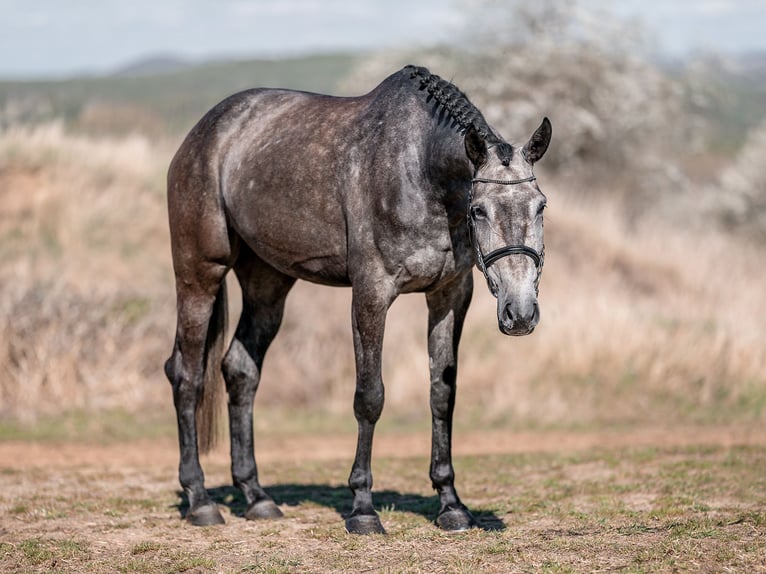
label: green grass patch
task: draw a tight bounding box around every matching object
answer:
[18,539,55,565]
[14,537,89,566]
[0,408,176,443]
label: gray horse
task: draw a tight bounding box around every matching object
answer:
[165,65,551,534]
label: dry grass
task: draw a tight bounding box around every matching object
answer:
[0,123,173,421]
[0,123,765,429]
[473,187,766,427]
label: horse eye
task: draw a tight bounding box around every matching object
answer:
[471,205,487,220]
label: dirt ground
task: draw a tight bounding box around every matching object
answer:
[3,425,764,469]
[2,426,766,573]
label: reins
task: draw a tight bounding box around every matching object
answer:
[467,176,544,296]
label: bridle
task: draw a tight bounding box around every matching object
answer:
[467,175,545,296]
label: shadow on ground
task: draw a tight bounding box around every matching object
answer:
[175,484,505,531]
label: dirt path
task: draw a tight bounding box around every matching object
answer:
[1,425,764,470]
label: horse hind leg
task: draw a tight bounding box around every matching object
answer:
[165,151,234,526]
[165,261,229,526]
[222,251,296,521]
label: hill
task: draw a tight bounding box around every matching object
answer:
[0,52,360,136]
[2,49,766,153]
[111,54,192,77]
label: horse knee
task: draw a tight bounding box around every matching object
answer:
[353,383,384,423]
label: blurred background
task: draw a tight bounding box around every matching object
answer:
[0,0,764,439]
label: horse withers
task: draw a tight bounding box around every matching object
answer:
[164,65,551,534]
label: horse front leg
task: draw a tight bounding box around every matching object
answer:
[345,281,394,535]
[426,272,477,531]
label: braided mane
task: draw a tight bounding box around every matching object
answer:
[404,65,513,163]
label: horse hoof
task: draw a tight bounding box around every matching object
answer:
[345,514,386,535]
[186,504,225,526]
[436,507,477,532]
[245,499,284,520]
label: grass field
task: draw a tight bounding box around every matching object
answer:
[1,426,765,573]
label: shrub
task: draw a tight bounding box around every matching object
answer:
[716,118,766,241]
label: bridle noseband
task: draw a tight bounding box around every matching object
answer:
[467,175,545,295]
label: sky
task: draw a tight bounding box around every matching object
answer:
[1,0,765,79]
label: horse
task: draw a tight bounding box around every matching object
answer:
[164,64,551,534]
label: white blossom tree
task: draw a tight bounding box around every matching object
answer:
[341,0,697,189]
[716,119,766,240]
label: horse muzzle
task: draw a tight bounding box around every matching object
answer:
[498,299,540,336]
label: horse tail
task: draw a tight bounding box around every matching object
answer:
[197,280,228,454]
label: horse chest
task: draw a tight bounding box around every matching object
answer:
[381,235,470,293]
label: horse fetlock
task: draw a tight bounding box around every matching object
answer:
[348,468,373,493]
[231,468,258,493]
[430,463,455,488]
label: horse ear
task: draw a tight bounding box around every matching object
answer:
[522,117,552,164]
[464,125,487,168]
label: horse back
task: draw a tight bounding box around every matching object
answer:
[168,74,466,290]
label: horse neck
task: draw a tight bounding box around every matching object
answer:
[424,124,474,213]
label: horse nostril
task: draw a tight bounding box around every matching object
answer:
[504,304,517,327]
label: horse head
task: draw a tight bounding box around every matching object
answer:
[465,118,552,336]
